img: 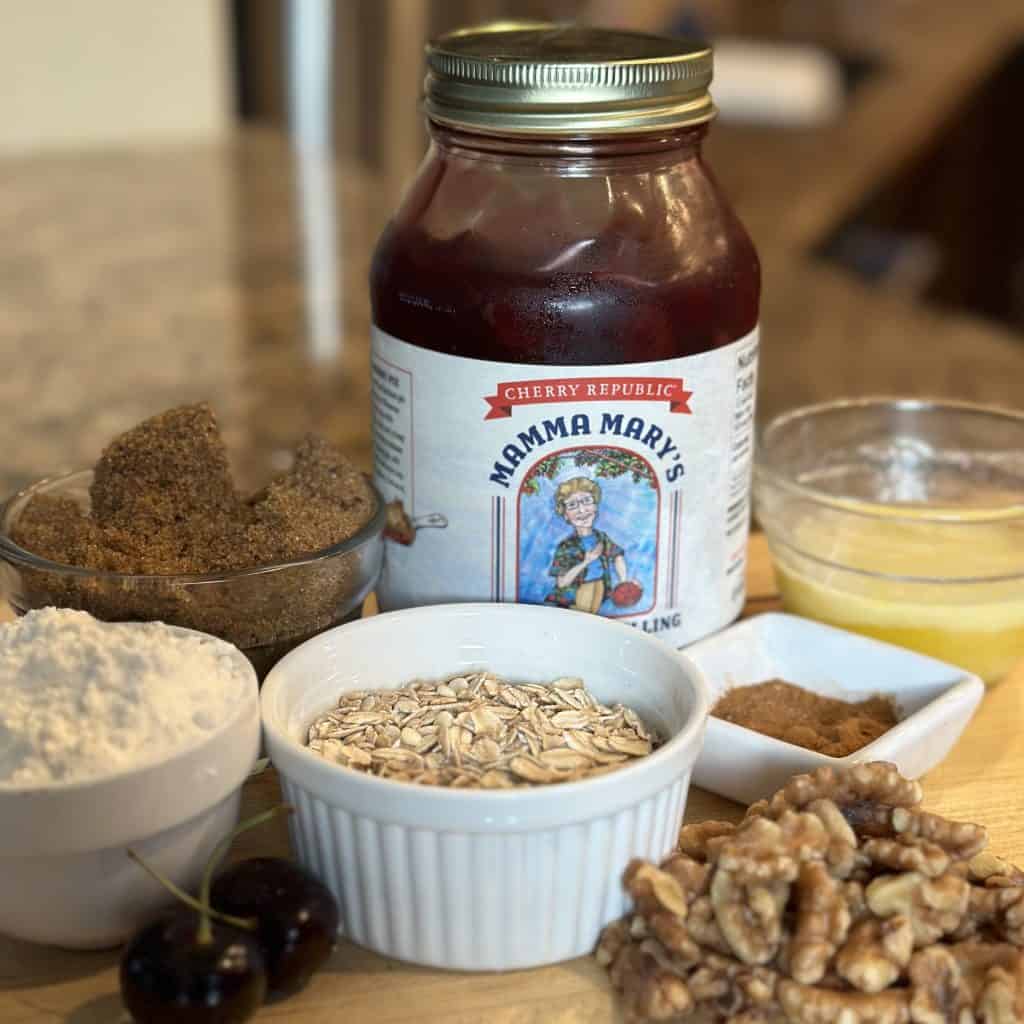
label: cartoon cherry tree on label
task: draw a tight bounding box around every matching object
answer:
[518,447,657,616]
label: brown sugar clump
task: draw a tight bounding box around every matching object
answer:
[12,404,252,575]
[90,403,242,531]
[243,435,377,568]
[711,680,898,758]
[12,405,375,575]
[11,495,122,570]
[7,404,379,674]
[87,403,252,574]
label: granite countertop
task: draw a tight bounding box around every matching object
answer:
[0,0,1021,499]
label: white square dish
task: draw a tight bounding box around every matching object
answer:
[683,612,985,805]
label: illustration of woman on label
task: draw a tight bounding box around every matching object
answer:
[516,446,657,617]
[545,477,641,613]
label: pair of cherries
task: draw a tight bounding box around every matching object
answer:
[120,807,339,1024]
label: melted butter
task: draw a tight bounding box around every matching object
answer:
[773,512,1024,685]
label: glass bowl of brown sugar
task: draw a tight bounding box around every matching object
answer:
[0,468,385,680]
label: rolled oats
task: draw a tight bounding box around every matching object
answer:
[306,671,659,787]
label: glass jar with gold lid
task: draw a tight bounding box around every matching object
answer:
[370,23,760,647]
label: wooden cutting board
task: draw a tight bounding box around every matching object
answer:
[2,535,1022,1024]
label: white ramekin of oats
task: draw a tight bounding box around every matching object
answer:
[261,602,708,971]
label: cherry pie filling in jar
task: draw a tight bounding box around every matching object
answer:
[370,24,760,646]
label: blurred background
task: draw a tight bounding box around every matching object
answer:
[0,0,1021,491]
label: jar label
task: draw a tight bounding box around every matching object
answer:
[371,326,758,647]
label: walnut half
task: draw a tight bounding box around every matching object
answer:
[866,871,970,947]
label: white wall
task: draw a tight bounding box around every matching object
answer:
[0,0,230,152]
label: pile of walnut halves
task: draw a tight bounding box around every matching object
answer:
[597,762,1024,1023]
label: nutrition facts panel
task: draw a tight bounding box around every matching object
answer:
[726,340,758,539]
[371,355,413,507]
[724,338,759,601]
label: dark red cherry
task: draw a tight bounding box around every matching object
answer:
[120,910,266,1024]
[211,857,339,996]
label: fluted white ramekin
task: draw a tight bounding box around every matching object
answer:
[261,603,708,971]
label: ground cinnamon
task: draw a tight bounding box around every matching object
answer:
[711,679,898,757]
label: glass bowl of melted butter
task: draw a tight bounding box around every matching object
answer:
[754,398,1024,686]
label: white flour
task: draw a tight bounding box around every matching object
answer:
[0,608,251,786]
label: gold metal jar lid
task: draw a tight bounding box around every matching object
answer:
[424,22,715,135]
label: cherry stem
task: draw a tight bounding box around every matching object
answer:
[126,848,256,934]
[197,804,295,944]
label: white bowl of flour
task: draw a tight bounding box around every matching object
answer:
[0,608,260,949]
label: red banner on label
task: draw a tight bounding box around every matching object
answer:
[483,376,693,420]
